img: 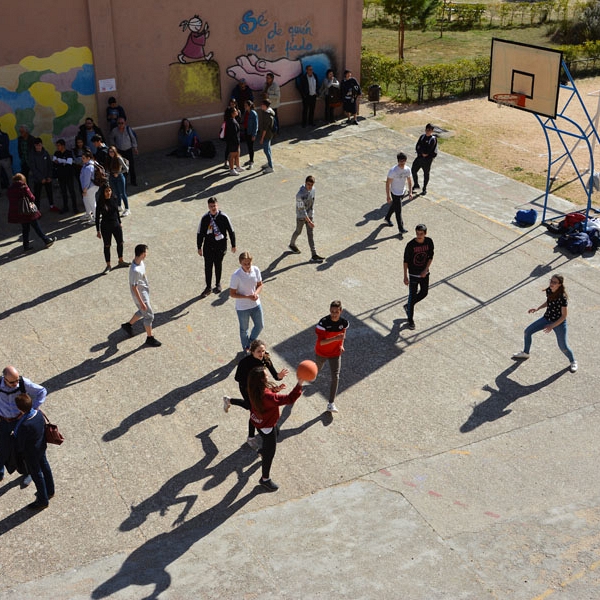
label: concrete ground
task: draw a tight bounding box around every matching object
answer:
[0,115,599,600]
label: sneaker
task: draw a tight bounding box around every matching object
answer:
[235,166,245,173]
[310,255,324,263]
[421,189,427,195]
[400,228,409,234]
[413,184,421,191]
[384,219,393,227]
[246,162,254,169]
[102,265,111,274]
[259,478,279,492]
[44,237,55,248]
[247,436,260,451]
[27,501,49,511]
[145,336,162,347]
[570,361,578,373]
[407,321,416,330]
[243,160,251,166]
[229,169,240,176]
[121,322,134,337]
[213,284,222,294]
[288,244,301,254]
[115,260,130,269]
[121,209,131,217]
[327,402,339,413]
[262,166,274,174]
[223,395,231,413]
[49,205,60,213]
[22,474,32,487]
[200,287,211,299]
[512,351,530,359]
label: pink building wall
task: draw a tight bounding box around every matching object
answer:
[0,0,362,159]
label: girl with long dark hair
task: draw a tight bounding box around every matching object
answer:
[95,184,130,273]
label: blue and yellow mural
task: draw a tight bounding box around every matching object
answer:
[0,47,96,171]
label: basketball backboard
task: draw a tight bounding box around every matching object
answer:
[489,39,562,119]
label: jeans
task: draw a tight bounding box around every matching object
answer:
[257,427,277,480]
[110,173,129,209]
[26,452,55,505]
[101,225,124,263]
[314,354,341,404]
[262,139,272,168]
[22,220,50,250]
[523,317,575,362]
[406,273,430,321]
[385,193,406,232]
[290,219,315,254]
[236,304,264,351]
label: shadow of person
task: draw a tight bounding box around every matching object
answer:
[92,446,261,599]
[355,204,392,227]
[102,357,238,442]
[0,504,41,536]
[460,362,569,433]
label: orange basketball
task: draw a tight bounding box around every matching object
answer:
[296,360,318,382]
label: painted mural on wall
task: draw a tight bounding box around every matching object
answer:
[0,47,96,171]
[226,10,336,91]
[169,13,221,106]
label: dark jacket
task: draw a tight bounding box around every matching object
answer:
[196,210,236,249]
[28,148,53,182]
[7,181,41,223]
[298,72,319,99]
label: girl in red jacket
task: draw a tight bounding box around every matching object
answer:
[247,366,304,491]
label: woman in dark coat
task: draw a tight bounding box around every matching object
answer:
[7,173,54,252]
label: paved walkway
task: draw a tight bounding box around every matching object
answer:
[1,118,599,600]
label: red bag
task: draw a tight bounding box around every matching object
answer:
[42,411,64,445]
[563,212,585,229]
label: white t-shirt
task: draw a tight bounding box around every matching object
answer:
[230,265,262,310]
[387,164,412,195]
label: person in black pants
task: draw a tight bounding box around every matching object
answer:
[403,224,435,330]
[298,64,319,127]
[411,123,437,195]
[196,197,236,298]
[95,184,130,273]
[52,139,78,213]
[223,339,288,450]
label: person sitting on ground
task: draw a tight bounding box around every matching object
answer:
[177,118,200,158]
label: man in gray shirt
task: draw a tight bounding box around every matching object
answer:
[109,117,138,186]
[288,175,325,263]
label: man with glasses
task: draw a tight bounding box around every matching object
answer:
[0,365,47,484]
[384,151,413,236]
[109,117,138,186]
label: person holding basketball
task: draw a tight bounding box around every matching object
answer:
[314,300,349,414]
[223,339,289,450]
[247,366,304,491]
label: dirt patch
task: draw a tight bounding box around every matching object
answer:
[372,76,600,208]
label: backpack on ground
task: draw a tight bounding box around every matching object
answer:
[515,208,537,226]
[558,231,591,254]
[199,141,216,158]
[93,161,108,186]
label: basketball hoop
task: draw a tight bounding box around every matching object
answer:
[492,93,526,109]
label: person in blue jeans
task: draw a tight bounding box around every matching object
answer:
[229,251,264,352]
[512,273,577,373]
[258,99,275,174]
[14,393,55,510]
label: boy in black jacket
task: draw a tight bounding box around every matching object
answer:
[14,393,55,510]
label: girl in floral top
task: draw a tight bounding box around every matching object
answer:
[512,273,577,372]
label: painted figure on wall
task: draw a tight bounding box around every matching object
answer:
[178,15,214,64]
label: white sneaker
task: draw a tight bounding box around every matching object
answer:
[234,166,245,173]
[327,402,339,413]
[229,169,240,176]
[121,209,131,217]
[223,396,231,413]
[512,351,530,359]
[570,361,578,373]
[246,162,254,169]
[262,166,274,174]
[246,436,260,451]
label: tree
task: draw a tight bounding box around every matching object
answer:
[383,0,440,60]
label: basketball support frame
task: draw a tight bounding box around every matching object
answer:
[536,62,600,224]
